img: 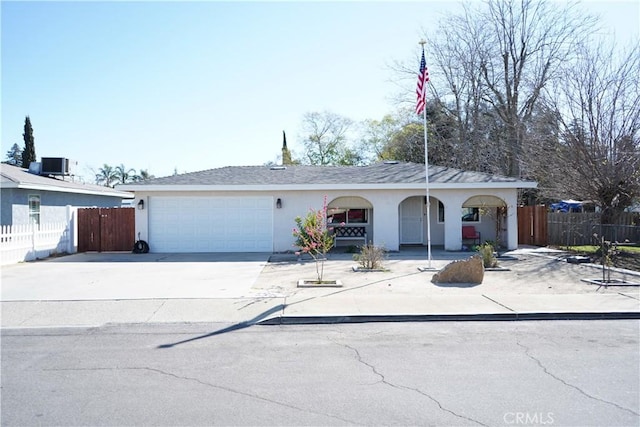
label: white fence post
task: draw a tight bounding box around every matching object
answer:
[66,205,75,254]
[29,221,37,261]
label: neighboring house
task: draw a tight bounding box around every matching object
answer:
[121,162,537,253]
[1,163,133,226]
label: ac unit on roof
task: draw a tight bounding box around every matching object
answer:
[40,157,70,176]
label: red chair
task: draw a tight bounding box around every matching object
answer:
[462,225,481,245]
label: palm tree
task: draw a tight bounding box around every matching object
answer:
[136,169,155,181]
[114,164,137,185]
[95,164,118,187]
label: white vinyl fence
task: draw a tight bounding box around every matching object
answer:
[0,221,74,265]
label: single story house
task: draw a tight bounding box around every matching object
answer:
[120,162,537,253]
[1,163,133,226]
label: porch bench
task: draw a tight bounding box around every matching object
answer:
[462,225,481,246]
[333,226,367,247]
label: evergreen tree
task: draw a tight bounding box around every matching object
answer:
[281,131,293,165]
[4,143,23,166]
[21,116,36,168]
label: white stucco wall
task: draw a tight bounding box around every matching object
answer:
[132,187,520,252]
[438,189,518,250]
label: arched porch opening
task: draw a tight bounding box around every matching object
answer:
[327,196,373,248]
[462,195,508,248]
[398,195,444,247]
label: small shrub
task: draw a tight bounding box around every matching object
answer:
[477,242,498,268]
[484,240,497,249]
[353,242,387,270]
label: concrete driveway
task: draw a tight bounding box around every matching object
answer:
[0,252,271,301]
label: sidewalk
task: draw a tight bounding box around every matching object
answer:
[254,248,640,324]
[1,248,639,328]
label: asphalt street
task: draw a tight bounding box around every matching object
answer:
[2,320,638,426]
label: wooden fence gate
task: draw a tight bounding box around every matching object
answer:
[517,205,548,246]
[78,207,135,252]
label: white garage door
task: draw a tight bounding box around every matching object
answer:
[149,196,273,252]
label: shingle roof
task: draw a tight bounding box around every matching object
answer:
[124,162,531,187]
[1,163,133,197]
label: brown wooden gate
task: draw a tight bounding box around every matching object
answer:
[518,205,548,246]
[78,207,135,252]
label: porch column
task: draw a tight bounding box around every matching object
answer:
[443,199,463,250]
[373,202,399,251]
[506,200,518,250]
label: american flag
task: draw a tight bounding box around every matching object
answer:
[416,47,429,115]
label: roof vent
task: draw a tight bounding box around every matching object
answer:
[269,166,286,170]
[383,160,399,165]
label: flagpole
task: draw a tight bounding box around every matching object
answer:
[420,39,433,269]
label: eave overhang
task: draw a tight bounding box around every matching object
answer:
[2,182,134,198]
[121,181,538,193]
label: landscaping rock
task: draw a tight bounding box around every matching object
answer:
[432,256,484,284]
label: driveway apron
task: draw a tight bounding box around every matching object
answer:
[0,253,270,301]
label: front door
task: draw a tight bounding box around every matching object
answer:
[400,197,423,244]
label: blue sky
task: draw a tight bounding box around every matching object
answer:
[2,1,638,181]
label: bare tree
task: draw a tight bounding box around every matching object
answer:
[300,111,359,165]
[431,4,491,170]
[541,41,640,223]
[358,114,403,163]
[427,0,598,177]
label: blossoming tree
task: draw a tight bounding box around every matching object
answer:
[292,197,338,282]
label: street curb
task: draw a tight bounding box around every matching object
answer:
[258,311,640,325]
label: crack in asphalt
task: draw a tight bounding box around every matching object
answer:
[43,366,361,425]
[336,341,489,427]
[516,341,640,417]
